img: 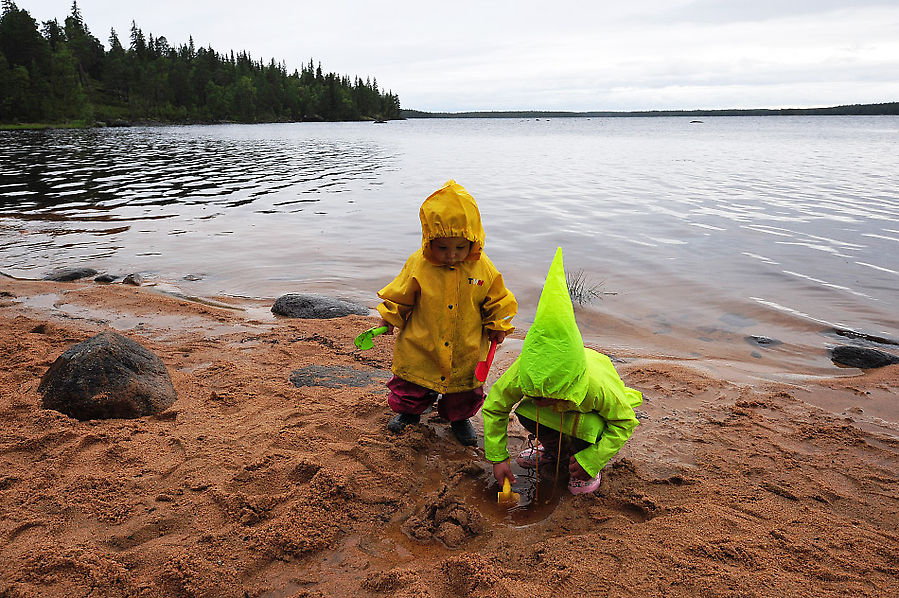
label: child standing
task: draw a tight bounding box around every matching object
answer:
[482,247,642,494]
[376,180,517,446]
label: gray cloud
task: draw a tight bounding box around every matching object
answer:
[659,0,899,24]
[17,0,899,111]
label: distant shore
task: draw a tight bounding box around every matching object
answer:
[0,115,401,131]
[5,101,897,130]
[401,101,899,119]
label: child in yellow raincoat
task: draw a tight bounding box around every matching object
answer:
[483,247,642,494]
[377,180,517,446]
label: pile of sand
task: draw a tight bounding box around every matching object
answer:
[1,278,896,597]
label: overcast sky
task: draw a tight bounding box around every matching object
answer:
[17,0,899,112]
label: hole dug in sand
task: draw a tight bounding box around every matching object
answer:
[399,459,566,548]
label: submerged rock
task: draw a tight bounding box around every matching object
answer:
[43,267,98,282]
[745,335,782,348]
[122,273,143,286]
[290,365,388,388]
[827,327,899,346]
[829,346,899,369]
[720,313,756,328]
[38,331,177,420]
[272,293,367,319]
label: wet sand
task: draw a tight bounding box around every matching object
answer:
[1,277,897,597]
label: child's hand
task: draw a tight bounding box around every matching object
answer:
[378,319,394,335]
[487,329,508,344]
[568,455,591,481]
[492,460,516,486]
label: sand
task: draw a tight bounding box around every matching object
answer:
[1,276,897,597]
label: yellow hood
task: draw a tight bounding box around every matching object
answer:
[419,180,485,265]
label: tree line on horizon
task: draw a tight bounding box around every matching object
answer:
[0,1,401,125]
[401,103,899,119]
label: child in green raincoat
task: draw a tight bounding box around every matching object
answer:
[376,180,517,446]
[482,247,642,494]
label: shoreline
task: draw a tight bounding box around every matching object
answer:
[401,101,899,118]
[11,267,895,423]
[1,277,897,597]
[0,116,405,131]
[4,104,897,131]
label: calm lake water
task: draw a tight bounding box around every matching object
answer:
[2,117,898,380]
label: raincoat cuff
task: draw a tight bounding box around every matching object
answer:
[485,448,511,463]
[484,322,515,335]
[485,321,515,334]
[376,302,406,329]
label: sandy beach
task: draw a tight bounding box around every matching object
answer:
[1,276,897,597]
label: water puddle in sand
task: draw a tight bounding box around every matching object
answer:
[260,458,568,597]
[15,290,263,339]
[419,420,564,527]
[17,292,59,311]
[467,463,563,527]
[260,416,575,596]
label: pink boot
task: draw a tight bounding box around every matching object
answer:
[568,472,602,495]
[515,446,554,468]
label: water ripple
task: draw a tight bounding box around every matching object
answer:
[0,126,389,221]
[1,118,897,355]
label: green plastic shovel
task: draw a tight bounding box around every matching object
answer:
[354,326,388,350]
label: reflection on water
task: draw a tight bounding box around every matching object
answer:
[1,118,898,377]
[484,470,564,526]
[0,126,386,210]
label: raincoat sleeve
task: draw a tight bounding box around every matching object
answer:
[481,271,517,334]
[572,396,639,478]
[482,360,525,463]
[376,258,420,329]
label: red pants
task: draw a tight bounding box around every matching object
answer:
[387,376,485,423]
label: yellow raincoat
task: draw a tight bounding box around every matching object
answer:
[377,180,517,393]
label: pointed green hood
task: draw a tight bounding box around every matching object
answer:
[518,247,588,404]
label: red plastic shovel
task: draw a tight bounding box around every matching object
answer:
[475,340,498,382]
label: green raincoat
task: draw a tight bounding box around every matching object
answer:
[377,180,517,393]
[482,247,642,478]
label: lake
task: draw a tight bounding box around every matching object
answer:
[2,117,897,381]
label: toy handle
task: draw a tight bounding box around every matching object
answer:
[474,340,498,382]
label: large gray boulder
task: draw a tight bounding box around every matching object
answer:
[43,267,98,282]
[830,346,899,369]
[271,293,368,319]
[38,331,177,420]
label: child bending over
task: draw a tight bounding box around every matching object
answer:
[483,247,642,494]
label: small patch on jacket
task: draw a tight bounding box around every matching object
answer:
[468,278,484,286]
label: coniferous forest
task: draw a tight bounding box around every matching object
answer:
[0,1,402,126]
